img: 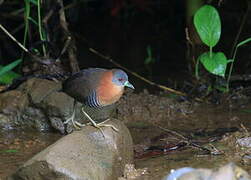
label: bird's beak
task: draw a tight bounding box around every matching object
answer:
[124,81,135,89]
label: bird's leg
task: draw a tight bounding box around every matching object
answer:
[81,107,119,132]
[64,101,119,136]
[64,100,83,129]
[64,108,81,129]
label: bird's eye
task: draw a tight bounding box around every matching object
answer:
[118,78,124,82]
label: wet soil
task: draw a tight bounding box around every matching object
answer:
[0,130,61,178]
[0,91,251,179]
[126,93,251,179]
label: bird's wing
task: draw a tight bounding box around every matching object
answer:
[62,68,107,103]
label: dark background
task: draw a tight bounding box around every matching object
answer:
[0,0,251,91]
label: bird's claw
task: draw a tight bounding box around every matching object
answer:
[81,107,119,132]
[64,108,118,138]
[64,109,82,129]
[97,119,119,132]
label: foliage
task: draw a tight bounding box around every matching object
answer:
[0,0,46,84]
[144,45,155,65]
[0,67,21,84]
[0,149,18,153]
[194,5,251,92]
[0,59,22,77]
[194,5,221,48]
[197,52,230,77]
[144,45,156,79]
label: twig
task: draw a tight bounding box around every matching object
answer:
[240,123,250,136]
[89,48,188,97]
[57,36,72,60]
[208,144,224,155]
[43,9,54,24]
[185,27,193,45]
[153,124,187,140]
[57,0,79,73]
[230,2,249,57]
[0,24,29,53]
[0,24,61,68]
[153,124,212,154]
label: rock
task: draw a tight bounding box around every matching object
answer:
[210,163,250,180]
[117,90,192,125]
[242,155,251,165]
[18,78,62,104]
[164,163,251,180]
[0,90,29,129]
[164,167,195,180]
[0,78,73,132]
[164,168,211,180]
[118,164,148,180]
[237,137,251,148]
[10,119,133,180]
[21,106,51,131]
[38,91,74,134]
[19,78,69,132]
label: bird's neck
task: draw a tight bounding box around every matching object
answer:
[96,71,124,106]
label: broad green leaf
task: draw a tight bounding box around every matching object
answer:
[194,5,221,47]
[199,52,228,77]
[0,59,22,77]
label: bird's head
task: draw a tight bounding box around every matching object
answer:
[111,69,135,89]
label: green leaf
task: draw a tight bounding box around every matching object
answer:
[5,149,18,153]
[144,45,155,65]
[214,84,228,92]
[198,52,228,77]
[147,45,152,57]
[0,149,18,153]
[0,69,21,84]
[0,59,22,77]
[0,59,22,84]
[241,109,251,113]
[194,5,221,47]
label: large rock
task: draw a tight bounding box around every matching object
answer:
[164,163,251,180]
[10,119,133,180]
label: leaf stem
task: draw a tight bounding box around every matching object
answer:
[37,0,46,56]
[209,46,212,58]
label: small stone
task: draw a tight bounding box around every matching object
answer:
[237,137,251,148]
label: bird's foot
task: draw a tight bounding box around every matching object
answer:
[81,108,119,137]
[64,108,119,138]
[96,119,119,132]
[64,110,84,130]
[83,119,119,138]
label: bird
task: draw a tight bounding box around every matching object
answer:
[62,68,134,133]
